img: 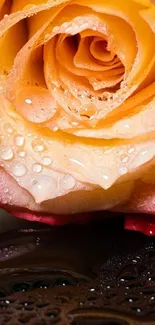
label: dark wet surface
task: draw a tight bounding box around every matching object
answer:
[0,217,155,324]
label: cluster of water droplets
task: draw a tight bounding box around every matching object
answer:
[118,145,136,176]
[0,122,52,178]
[0,118,78,201]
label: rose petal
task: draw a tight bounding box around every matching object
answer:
[0,0,155,232]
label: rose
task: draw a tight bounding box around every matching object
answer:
[0,0,155,228]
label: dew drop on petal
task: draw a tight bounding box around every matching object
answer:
[31,175,57,201]
[80,104,96,118]
[119,167,128,175]
[141,149,148,156]
[11,162,27,177]
[41,157,52,166]
[33,163,42,173]
[14,134,25,147]
[25,98,32,105]
[53,126,58,132]
[18,151,26,158]
[60,175,76,190]
[128,146,135,154]
[0,147,14,161]
[71,121,78,126]
[32,138,45,152]
[103,174,109,180]
[120,155,129,163]
[14,86,57,123]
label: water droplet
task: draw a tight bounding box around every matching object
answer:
[119,167,128,175]
[5,300,10,304]
[32,139,45,152]
[11,162,27,177]
[15,86,56,123]
[124,121,132,129]
[33,182,42,191]
[60,175,76,190]
[80,104,96,118]
[79,301,83,306]
[132,259,137,264]
[141,149,148,156]
[18,151,26,158]
[25,98,32,104]
[33,163,42,173]
[36,237,40,246]
[14,134,25,147]
[103,174,109,180]
[4,188,9,193]
[89,288,96,292]
[71,121,78,126]
[41,156,52,166]
[31,175,57,200]
[0,147,13,161]
[118,149,124,155]
[128,147,135,154]
[120,155,129,163]
[4,123,13,134]
[53,126,58,131]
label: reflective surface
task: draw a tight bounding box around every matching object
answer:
[0,216,155,324]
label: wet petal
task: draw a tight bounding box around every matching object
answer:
[0,0,155,230]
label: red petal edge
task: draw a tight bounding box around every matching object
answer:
[0,202,94,225]
[125,215,155,236]
[2,200,155,236]
[13,211,93,225]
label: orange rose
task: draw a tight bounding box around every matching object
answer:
[0,0,155,229]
